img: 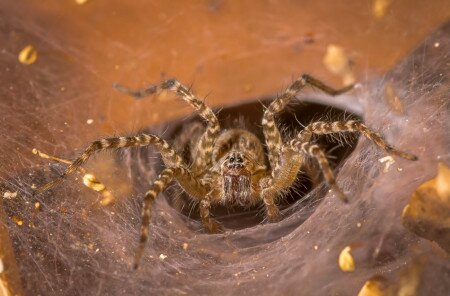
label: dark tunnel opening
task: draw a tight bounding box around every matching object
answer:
[130,98,362,231]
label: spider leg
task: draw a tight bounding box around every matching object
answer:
[171,121,205,162]
[296,142,349,202]
[290,120,418,161]
[114,79,221,172]
[134,168,174,269]
[262,74,353,171]
[34,134,183,195]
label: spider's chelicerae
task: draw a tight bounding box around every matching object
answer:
[35,74,418,269]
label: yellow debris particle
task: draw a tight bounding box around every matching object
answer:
[358,261,421,296]
[372,0,392,19]
[83,174,106,191]
[378,156,395,173]
[397,260,422,296]
[82,174,115,205]
[75,0,89,4]
[86,119,94,125]
[182,243,189,250]
[338,246,355,272]
[34,202,41,209]
[323,44,355,86]
[12,216,23,226]
[243,83,254,93]
[3,191,17,199]
[33,148,115,206]
[384,84,405,114]
[159,254,167,260]
[357,278,387,296]
[436,162,450,202]
[0,277,10,296]
[32,148,69,163]
[18,45,38,65]
[157,90,172,102]
[99,191,115,206]
[402,162,450,253]
[313,245,318,250]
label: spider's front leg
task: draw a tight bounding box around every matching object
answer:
[114,79,221,173]
[34,134,183,195]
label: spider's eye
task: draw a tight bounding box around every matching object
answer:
[230,157,235,162]
[236,156,243,163]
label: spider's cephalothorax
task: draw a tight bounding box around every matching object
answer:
[35,75,418,269]
[211,129,267,207]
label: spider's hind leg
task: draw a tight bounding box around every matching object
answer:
[295,142,349,202]
[291,120,418,161]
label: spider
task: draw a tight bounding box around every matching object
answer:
[35,74,418,269]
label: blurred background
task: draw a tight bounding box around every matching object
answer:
[0,1,449,295]
[1,0,449,172]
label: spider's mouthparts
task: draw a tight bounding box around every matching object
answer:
[223,172,251,206]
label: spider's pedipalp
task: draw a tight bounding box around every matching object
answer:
[259,148,305,220]
[199,197,223,233]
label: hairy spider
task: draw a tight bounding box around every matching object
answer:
[35,74,418,269]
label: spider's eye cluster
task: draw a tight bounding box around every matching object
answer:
[228,155,243,163]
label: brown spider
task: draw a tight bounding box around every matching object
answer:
[35,74,418,269]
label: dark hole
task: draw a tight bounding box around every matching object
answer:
[130,97,361,230]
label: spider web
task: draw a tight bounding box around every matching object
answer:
[1,2,449,295]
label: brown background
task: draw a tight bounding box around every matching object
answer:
[0,1,449,295]
[0,0,449,175]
